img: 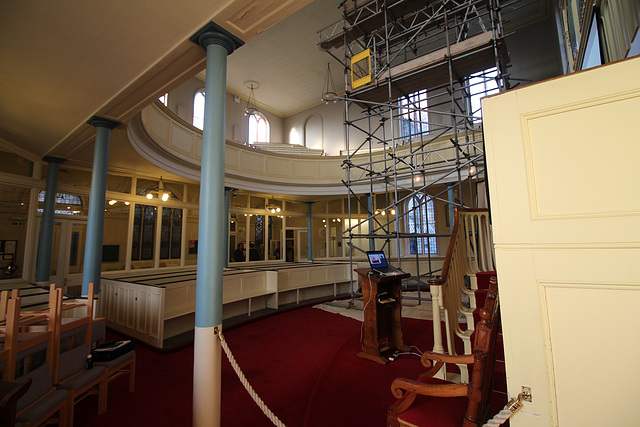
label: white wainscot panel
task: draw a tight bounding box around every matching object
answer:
[524,95,640,219]
[292,160,318,179]
[542,282,640,426]
[147,107,170,144]
[195,135,202,159]
[223,276,244,302]
[242,151,266,175]
[170,124,196,157]
[226,146,240,169]
[266,157,292,178]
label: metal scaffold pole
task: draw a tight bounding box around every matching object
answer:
[318,0,509,303]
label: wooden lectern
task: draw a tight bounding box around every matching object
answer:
[355,268,410,364]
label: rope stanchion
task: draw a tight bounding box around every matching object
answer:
[217,329,287,427]
[483,391,529,426]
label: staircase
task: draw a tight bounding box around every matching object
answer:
[427,207,506,418]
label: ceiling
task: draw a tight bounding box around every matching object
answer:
[0,0,315,168]
[0,0,547,183]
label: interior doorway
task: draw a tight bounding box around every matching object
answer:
[47,219,87,290]
[284,228,307,262]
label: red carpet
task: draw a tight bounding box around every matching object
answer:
[73,307,458,426]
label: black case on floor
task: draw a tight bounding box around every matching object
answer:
[92,340,135,362]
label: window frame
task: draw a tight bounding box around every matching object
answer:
[405,194,437,255]
[399,88,429,140]
[248,112,270,144]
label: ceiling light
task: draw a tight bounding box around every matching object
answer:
[108,200,117,205]
[146,193,153,200]
[124,201,130,206]
[243,81,260,116]
[321,63,338,103]
[161,193,169,202]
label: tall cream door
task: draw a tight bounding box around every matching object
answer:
[482,56,640,426]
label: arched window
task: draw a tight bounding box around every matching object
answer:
[193,90,205,130]
[406,194,437,255]
[248,112,269,144]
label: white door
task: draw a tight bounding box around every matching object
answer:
[297,230,308,261]
[48,219,87,289]
[482,57,640,426]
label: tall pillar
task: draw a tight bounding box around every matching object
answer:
[446,183,456,231]
[190,23,243,427]
[306,202,313,261]
[82,116,120,296]
[368,193,375,251]
[224,187,231,267]
[35,156,65,285]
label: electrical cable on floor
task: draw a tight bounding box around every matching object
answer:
[217,329,286,427]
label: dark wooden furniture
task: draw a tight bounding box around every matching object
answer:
[387,277,501,426]
[355,268,410,365]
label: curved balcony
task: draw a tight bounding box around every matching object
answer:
[128,101,476,196]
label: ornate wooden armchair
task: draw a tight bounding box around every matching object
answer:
[387,277,500,427]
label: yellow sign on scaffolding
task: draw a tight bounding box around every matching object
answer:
[351,49,372,89]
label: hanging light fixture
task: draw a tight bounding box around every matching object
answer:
[321,63,338,103]
[142,177,172,201]
[266,197,281,214]
[243,81,260,116]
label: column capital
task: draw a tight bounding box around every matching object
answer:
[42,156,66,164]
[190,22,244,55]
[87,115,120,130]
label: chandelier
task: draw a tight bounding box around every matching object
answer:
[244,81,260,116]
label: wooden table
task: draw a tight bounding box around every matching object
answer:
[355,268,410,364]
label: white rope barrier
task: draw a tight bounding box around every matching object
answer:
[217,330,287,427]
[483,392,528,426]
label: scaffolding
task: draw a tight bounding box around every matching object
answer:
[319,0,516,300]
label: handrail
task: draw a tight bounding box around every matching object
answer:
[427,206,495,383]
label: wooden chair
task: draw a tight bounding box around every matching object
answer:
[49,286,108,422]
[91,318,136,393]
[1,297,71,427]
[387,277,500,427]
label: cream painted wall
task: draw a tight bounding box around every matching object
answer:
[483,56,640,426]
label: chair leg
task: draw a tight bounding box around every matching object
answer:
[67,393,75,427]
[98,377,108,414]
[61,398,72,427]
[128,356,136,392]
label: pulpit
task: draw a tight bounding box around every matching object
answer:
[355,268,410,364]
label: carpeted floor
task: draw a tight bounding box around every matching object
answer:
[74,303,441,426]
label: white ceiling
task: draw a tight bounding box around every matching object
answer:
[0,0,547,179]
[224,0,344,117]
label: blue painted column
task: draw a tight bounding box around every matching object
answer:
[35,156,65,285]
[306,202,313,261]
[82,117,120,296]
[368,194,375,251]
[224,187,231,267]
[191,23,243,427]
[446,183,455,231]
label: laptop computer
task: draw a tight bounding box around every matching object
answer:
[366,250,402,275]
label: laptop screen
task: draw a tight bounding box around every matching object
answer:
[367,251,389,269]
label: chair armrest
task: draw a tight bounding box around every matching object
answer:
[421,351,474,367]
[418,352,474,379]
[391,377,468,399]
